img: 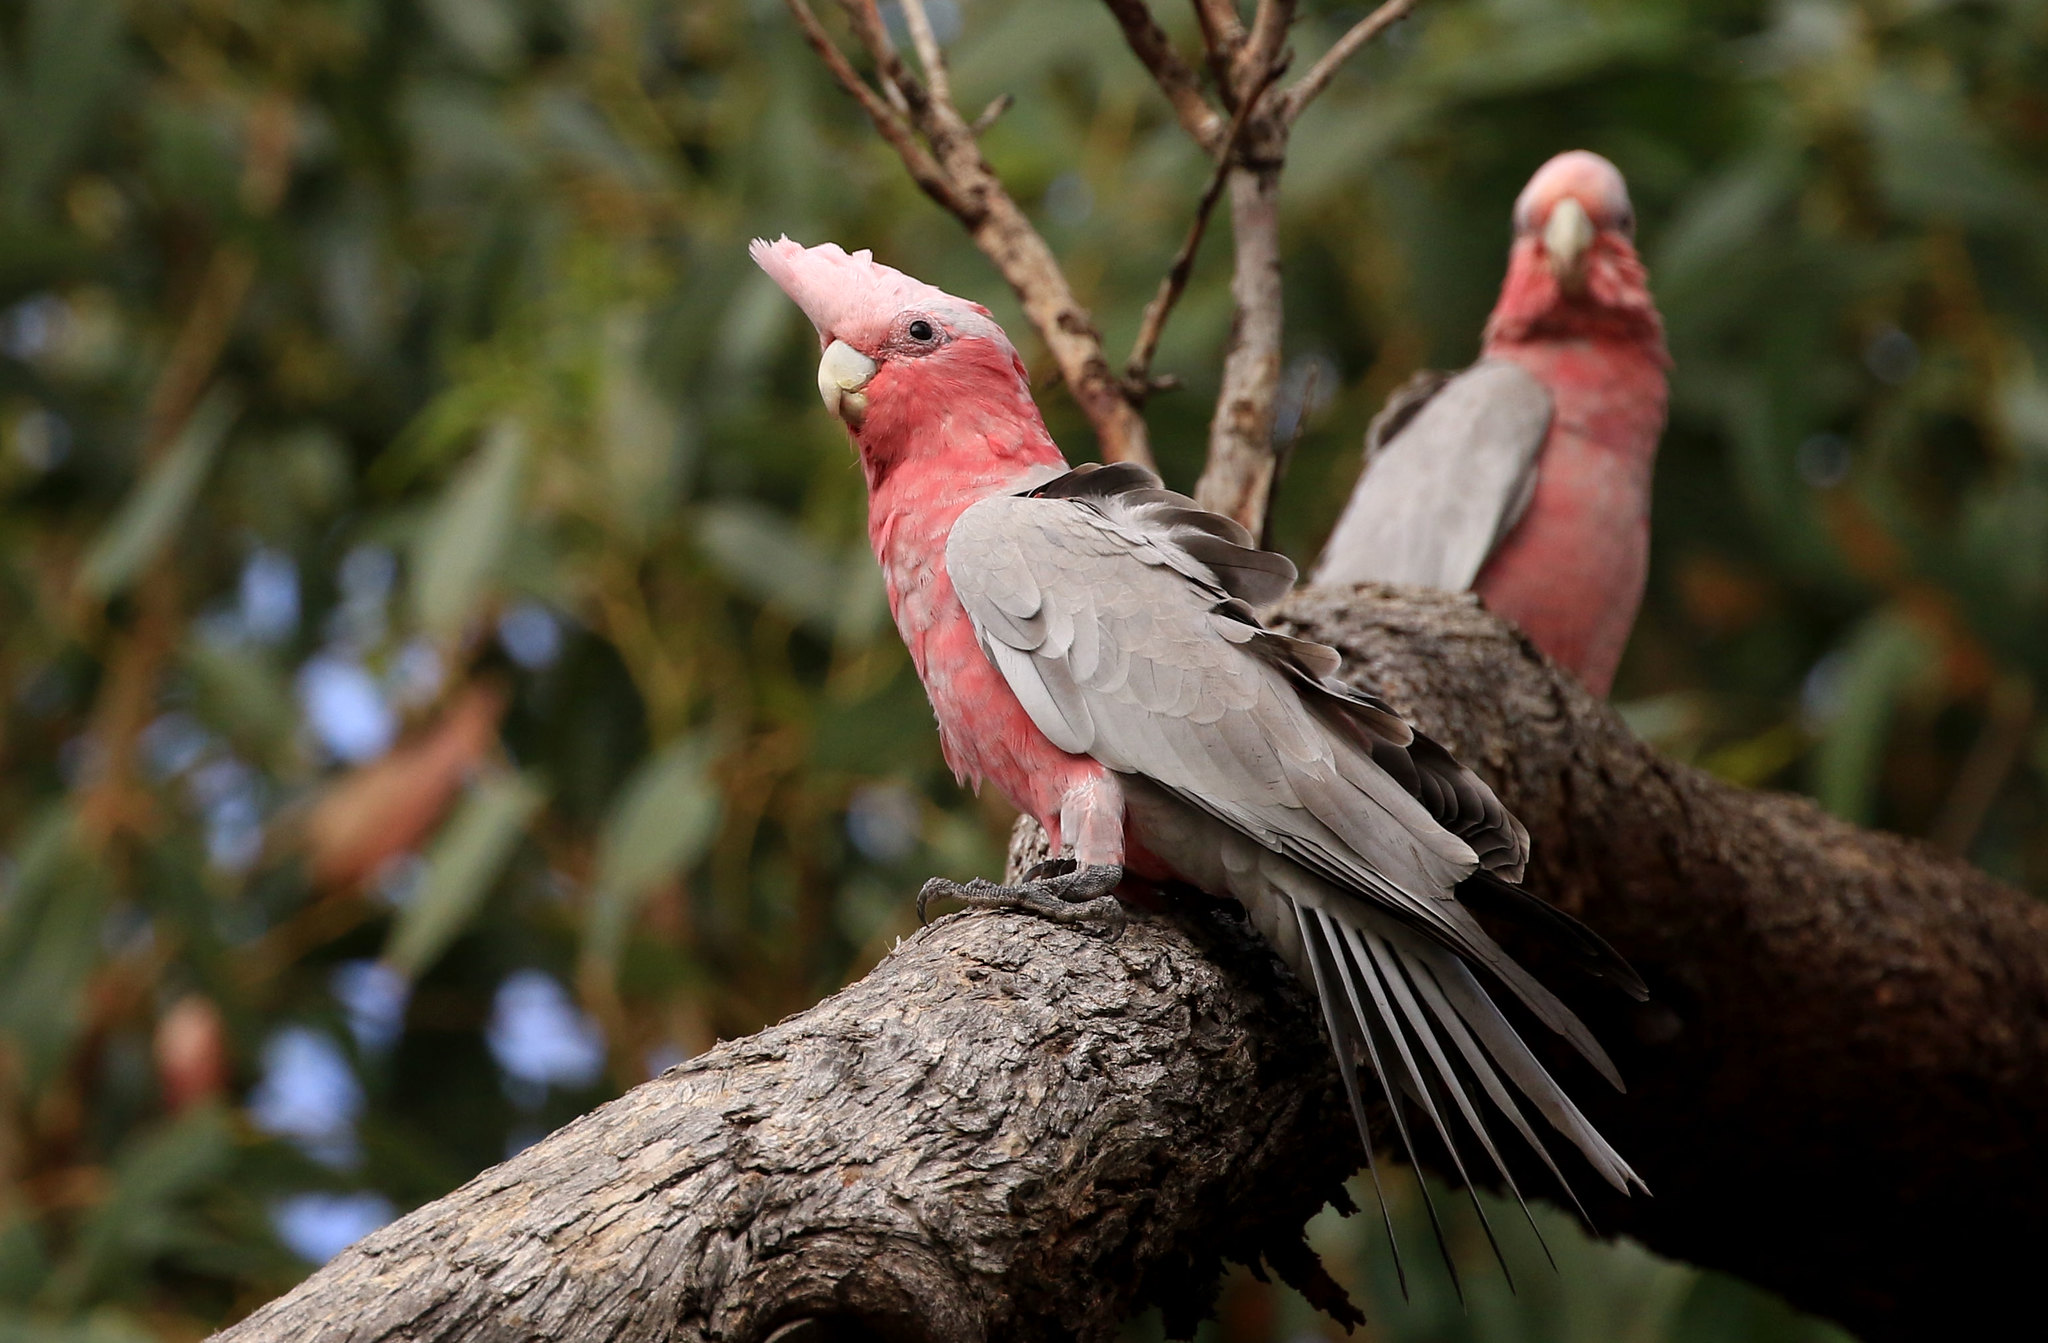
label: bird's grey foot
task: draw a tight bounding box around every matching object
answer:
[917,863,1126,939]
[1021,856,1078,883]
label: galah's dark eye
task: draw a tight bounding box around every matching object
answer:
[908,319,935,342]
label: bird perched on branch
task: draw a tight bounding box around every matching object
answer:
[1314,151,1670,698]
[753,236,1647,1279]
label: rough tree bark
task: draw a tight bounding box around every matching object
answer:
[210,587,2048,1343]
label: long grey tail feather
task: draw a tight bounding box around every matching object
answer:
[1323,910,1517,1289]
[1298,906,1466,1302]
[1288,893,1645,1281]
[1420,945,1646,1196]
[1401,947,1578,1254]
[1337,858,1626,1093]
[1292,901,1410,1300]
[1342,918,1524,1281]
[1378,932,1558,1268]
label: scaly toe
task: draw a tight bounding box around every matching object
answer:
[1022,857,1079,884]
[914,865,1128,937]
[1062,895,1128,940]
[917,877,965,925]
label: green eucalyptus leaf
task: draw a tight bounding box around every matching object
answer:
[412,419,531,640]
[1810,609,1937,824]
[586,736,720,970]
[0,806,112,1091]
[80,388,239,600]
[384,770,544,978]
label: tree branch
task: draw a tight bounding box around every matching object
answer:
[784,0,1155,468]
[785,0,963,212]
[1189,0,1248,99]
[1279,0,1420,124]
[898,0,951,108]
[1122,56,1281,399]
[1192,117,1289,536]
[1235,0,1296,93]
[211,587,2048,1343]
[1095,0,1298,537]
[1099,0,1225,149]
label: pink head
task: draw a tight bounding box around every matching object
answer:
[1486,151,1666,356]
[750,237,1058,487]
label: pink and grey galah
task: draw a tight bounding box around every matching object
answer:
[1314,151,1671,698]
[752,235,1647,1267]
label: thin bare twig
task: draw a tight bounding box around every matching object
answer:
[1280,0,1420,123]
[898,0,951,107]
[786,0,968,213]
[969,93,1014,136]
[839,0,913,114]
[785,0,1155,467]
[1189,0,1247,101]
[1099,0,1224,149]
[1124,54,1287,396]
[1236,0,1295,91]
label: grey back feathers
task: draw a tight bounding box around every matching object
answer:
[1314,359,1552,591]
[945,462,1644,1282]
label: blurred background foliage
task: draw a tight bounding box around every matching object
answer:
[0,0,2041,1338]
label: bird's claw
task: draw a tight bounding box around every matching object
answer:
[914,864,1127,939]
[1022,856,1079,883]
[916,876,956,926]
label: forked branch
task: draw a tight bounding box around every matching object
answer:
[784,0,1154,467]
[1281,0,1422,123]
[1123,54,1286,399]
[1098,0,1417,536]
[782,0,1424,524]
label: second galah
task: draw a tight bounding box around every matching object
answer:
[753,236,1646,1270]
[1314,151,1671,697]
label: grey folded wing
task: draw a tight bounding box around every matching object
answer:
[1312,359,1552,590]
[947,464,1645,1243]
[945,462,1533,960]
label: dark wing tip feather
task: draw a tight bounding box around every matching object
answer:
[1026,460,1161,499]
[1365,367,1457,463]
[1459,872,1650,1002]
[1029,462,1300,608]
[1292,671,1532,884]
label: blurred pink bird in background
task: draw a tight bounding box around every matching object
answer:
[1315,151,1670,697]
[754,235,1646,1275]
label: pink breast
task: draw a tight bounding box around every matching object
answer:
[1475,340,1666,696]
[873,495,1107,853]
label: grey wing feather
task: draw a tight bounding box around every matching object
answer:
[1363,367,1456,464]
[1313,360,1552,590]
[947,465,1643,1230]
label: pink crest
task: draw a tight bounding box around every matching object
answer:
[749,236,958,350]
[1513,151,1633,234]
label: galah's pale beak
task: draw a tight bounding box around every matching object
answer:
[1543,196,1596,290]
[817,339,878,428]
